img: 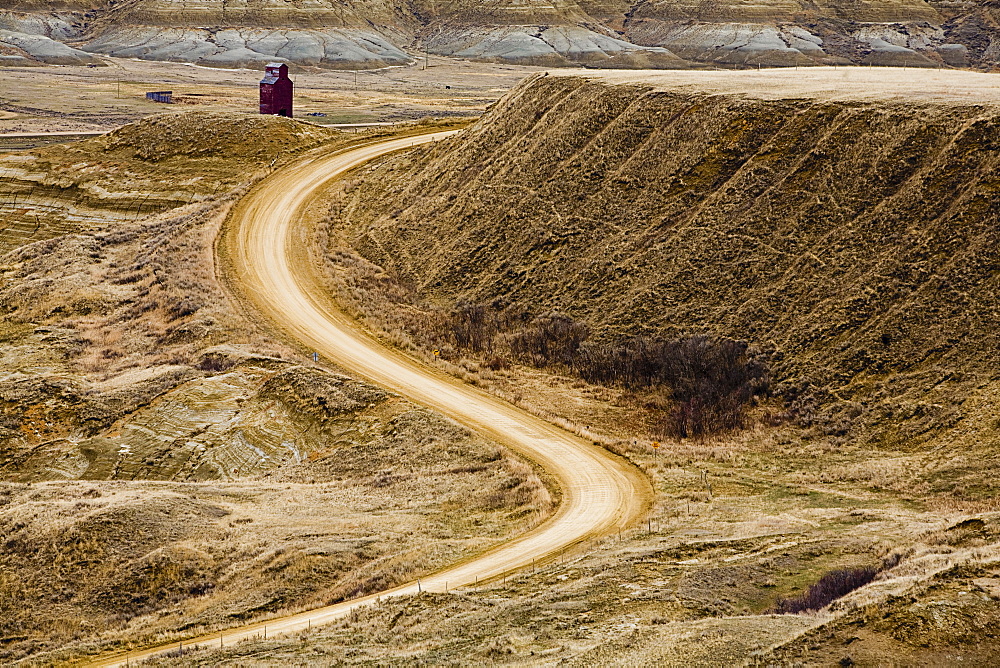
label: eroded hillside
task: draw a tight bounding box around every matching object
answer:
[2,0,999,69]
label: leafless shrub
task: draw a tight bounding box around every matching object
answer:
[413,300,770,439]
[506,312,589,367]
[575,335,769,439]
[770,566,878,614]
[194,352,237,373]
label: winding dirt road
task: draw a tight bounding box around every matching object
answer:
[83,131,651,667]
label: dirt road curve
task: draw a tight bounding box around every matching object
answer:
[82,131,652,667]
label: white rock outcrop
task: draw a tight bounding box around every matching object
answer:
[0,29,99,65]
[0,0,996,69]
[426,25,686,67]
[82,26,413,69]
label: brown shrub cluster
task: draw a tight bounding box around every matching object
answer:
[415,301,770,439]
[770,566,878,614]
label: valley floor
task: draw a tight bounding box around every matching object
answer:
[0,56,539,138]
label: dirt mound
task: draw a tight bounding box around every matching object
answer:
[105,111,334,162]
[0,112,337,255]
[0,432,548,663]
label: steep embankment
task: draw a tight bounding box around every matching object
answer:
[325,68,1000,503]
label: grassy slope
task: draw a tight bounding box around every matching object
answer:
[326,73,1000,505]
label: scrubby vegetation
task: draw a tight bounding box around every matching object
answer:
[771,565,879,614]
[402,300,770,439]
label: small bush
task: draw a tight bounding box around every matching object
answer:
[506,312,590,367]
[195,353,237,373]
[771,566,878,614]
[165,296,201,321]
[322,250,771,439]
[575,334,769,439]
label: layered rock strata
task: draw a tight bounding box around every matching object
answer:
[1,2,997,78]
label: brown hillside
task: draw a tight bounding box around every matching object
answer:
[324,68,1000,501]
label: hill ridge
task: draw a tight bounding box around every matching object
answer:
[1,0,999,69]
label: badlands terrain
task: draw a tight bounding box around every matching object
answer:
[0,109,563,663]
[0,60,998,667]
[1,0,1000,70]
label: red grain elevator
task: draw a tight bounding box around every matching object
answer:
[260,63,293,118]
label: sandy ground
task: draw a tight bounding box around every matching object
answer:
[0,56,542,135]
[549,66,1000,105]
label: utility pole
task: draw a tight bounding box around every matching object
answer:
[423,27,441,70]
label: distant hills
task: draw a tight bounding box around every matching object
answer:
[0,0,997,70]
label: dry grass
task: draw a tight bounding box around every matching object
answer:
[0,111,336,254]
[0,113,554,664]
[229,70,1000,664]
[125,483,1000,666]
[0,434,549,664]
